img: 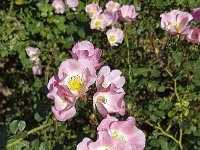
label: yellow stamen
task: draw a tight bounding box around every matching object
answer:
[108,35,115,43]
[94,20,103,27]
[68,75,84,93]
[111,131,126,141]
[168,22,182,32]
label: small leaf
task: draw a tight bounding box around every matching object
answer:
[172,51,181,66]
[18,121,26,132]
[159,139,169,150]
[9,120,19,134]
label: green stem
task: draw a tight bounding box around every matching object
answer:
[6,121,53,148]
[7,0,14,17]
[174,79,181,101]
[125,24,132,83]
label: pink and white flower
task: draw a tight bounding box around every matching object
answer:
[52,0,66,14]
[64,0,78,10]
[106,1,121,13]
[32,65,42,75]
[71,40,104,69]
[119,5,138,22]
[160,10,193,35]
[97,116,146,150]
[93,85,125,117]
[186,27,200,44]
[85,3,102,18]
[90,13,112,30]
[96,66,125,91]
[77,131,132,150]
[25,47,39,58]
[191,7,200,23]
[58,59,96,97]
[106,27,124,46]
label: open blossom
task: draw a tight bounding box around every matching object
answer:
[160,10,193,35]
[52,0,66,14]
[86,3,102,18]
[64,0,78,10]
[106,1,121,13]
[97,116,146,150]
[119,5,138,22]
[93,85,125,117]
[32,65,42,75]
[191,8,200,23]
[186,27,200,44]
[71,40,104,69]
[106,27,124,46]
[77,131,132,150]
[96,66,125,91]
[25,47,39,58]
[90,13,112,30]
[58,59,96,97]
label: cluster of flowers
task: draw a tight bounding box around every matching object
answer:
[52,0,78,13]
[25,47,42,75]
[85,1,138,46]
[160,8,200,45]
[77,115,145,150]
[47,40,146,149]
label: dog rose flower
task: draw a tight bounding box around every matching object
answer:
[86,3,102,18]
[77,131,132,150]
[90,13,112,30]
[25,47,39,58]
[96,66,125,91]
[52,0,66,14]
[106,1,121,13]
[58,59,96,97]
[64,0,78,10]
[160,10,193,35]
[191,8,200,23]
[186,27,200,44]
[93,85,125,117]
[32,65,42,75]
[97,116,146,150]
[119,5,138,22]
[71,40,104,69]
[106,27,124,46]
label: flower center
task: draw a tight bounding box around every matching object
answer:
[108,35,115,43]
[110,131,126,141]
[67,75,84,94]
[94,20,103,27]
[90,10,96,16]
[97,96,107,104]
[102,81,109,88]
[168,22,182,32]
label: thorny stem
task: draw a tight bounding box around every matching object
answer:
[6,121,54,148]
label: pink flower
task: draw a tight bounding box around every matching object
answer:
[90,13,112,30]
[97,116,146,150]
[106,1,121,13]
[103,10,119,25]
[64,0,78,10]
[71,40,104,69]
[25,47,39,58]
[191,8,200,22]
[52,0,66,14]
[186,27,200,44]
[119,5,138,22]
[93,85,125,117]
[77,131,132,150]
[160,10,193,35]
[106,27,124,46]
[96,66,125,91]
[32,65,42,75]
[58,59,96,97]
[85,3,102,18]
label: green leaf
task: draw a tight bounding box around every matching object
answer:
[32,139,40,150]
[34,113,44,122]
[18,121,26,132]
[172,51,181,66]
[9,120,19,134]
[39,142,49,150]
[157,85,166,92]
[159,139,169,150]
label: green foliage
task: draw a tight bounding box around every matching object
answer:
[0,0,200,150]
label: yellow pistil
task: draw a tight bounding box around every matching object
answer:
[102,82,108,88]
[111,131,126,141]
[108,35,115,43]
[94,20,103,27]
[97,96,107,104]
[168,22,182,32]
[68,75,84,93]
[89,10,95,16]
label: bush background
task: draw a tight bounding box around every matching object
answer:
[0,0,200,149]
